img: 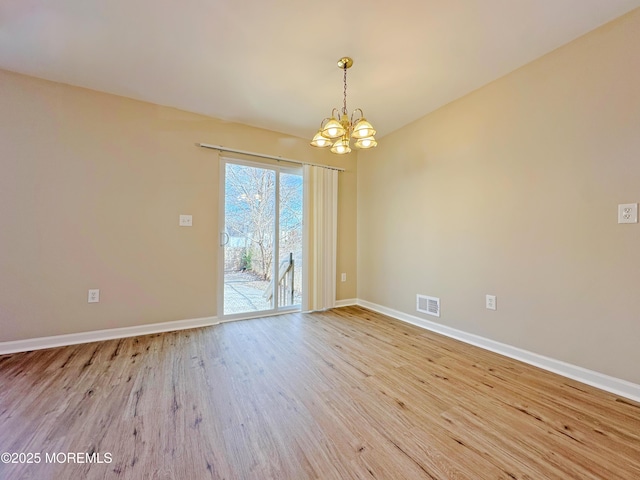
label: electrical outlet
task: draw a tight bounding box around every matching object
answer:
[179,214,193,227]
[341,273,347,282]
[486,294,496,311]
[88,289,100,303]
[618,203,638,224]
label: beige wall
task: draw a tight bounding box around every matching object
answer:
[0,69,357,341]
[358,9,640,384]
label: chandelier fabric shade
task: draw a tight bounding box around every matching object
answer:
[310,57,377,155]
[354,136,377,149]
[310,131,332,148]
[320,117,345,139]
[330,136,351,155]
[352,118,376,139]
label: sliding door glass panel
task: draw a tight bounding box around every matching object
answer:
[278,170,303,308]
[223,163,275,316]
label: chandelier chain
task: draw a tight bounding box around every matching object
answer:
[342,65,348,115]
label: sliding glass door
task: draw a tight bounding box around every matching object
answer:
[278,171,303,308]
[220,159,302,318]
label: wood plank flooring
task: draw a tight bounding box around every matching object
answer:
[1,306,639,479]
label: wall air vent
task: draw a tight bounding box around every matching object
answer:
[417,294,440,317]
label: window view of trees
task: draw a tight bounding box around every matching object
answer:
[225,165,276,280]
[223,163,302,314]
[278,172,303,306]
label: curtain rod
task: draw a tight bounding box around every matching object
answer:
[198,143,346,172]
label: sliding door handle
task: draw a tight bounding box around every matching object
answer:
[220,232,230,246]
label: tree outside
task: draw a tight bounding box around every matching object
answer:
[224,163,303,312]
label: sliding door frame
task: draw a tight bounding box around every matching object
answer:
[218,157,302,321]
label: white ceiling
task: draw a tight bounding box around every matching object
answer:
[1,1,639,139]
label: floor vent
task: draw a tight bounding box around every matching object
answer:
[417,294,440,317]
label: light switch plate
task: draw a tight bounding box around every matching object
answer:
[618,204,638,224]
[179,214,193,227]
[486,295,496,311]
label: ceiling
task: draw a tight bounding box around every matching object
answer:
[1,1,639,139]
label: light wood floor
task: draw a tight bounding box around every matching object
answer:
[1,307,639,479]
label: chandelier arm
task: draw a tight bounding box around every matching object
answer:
[351,108,364,125]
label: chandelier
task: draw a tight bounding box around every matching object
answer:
[310,57,377,155]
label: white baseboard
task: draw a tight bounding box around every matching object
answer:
[0,316,219,355]
[4,301,639,403]
[357,299,640,403]
[335,298,358,307]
